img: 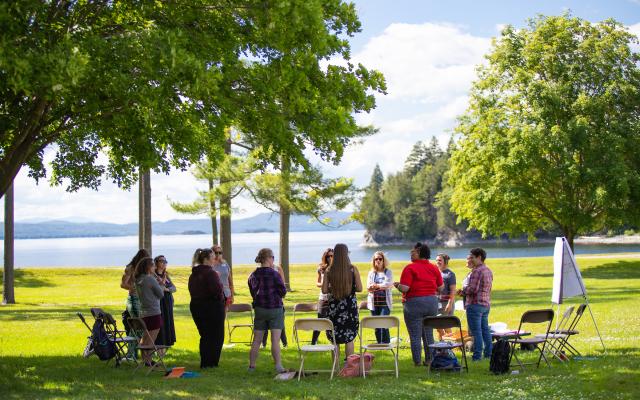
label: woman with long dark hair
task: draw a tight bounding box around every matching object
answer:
[134,257,164,366]
[154,255,176,349]
[121,249,149,359]
[311,248,333,345]
[322,243,363,359]
[189,248,226,368]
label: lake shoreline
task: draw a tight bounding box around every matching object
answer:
[361,233,640,248]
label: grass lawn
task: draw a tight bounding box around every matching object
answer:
[1,255,639,399]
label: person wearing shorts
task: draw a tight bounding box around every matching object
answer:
[247,248,288,373]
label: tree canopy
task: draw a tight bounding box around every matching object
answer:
[448,15,640,248]
[0,0,385,198]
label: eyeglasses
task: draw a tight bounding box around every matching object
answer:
[158,259,167,264]
[327,254,334,258]
[214,251,223,255]
[374,258,383,261]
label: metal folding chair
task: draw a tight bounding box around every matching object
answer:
[226,303,254,344]
[423,316,469,374]
[128,317,171,375]
[359,316,401,378]
[536,305,574,361]
[507,309,554,371]
[89,308,137,367]
[293,318,338,381]
[292,303,319,343]
[551,303,586,357]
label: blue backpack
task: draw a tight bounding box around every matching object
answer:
[430,349,461,371]
[91,319,116,361]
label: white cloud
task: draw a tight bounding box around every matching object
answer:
[629,22,640,53]
[355,23,491,102]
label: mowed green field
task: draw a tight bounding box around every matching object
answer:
[1,256,639,399]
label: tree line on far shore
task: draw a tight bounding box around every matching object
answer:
[357,15,640,250]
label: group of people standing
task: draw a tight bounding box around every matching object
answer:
[119,241,493,372]
[120,250,176,366]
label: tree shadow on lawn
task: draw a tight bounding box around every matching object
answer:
[491,287,640,308]
[526,260,640,280]
[2,346,639,400]
[0,348,444,400]
[0,270,54,289]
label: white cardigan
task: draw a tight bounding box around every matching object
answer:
[366,269,393,310]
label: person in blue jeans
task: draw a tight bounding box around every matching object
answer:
[366,251,393,343]
[459,249,493,360]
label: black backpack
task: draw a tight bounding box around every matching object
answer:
[91,319,116,361]
[489,340,511,374]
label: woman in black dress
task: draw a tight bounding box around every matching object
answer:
[322,243,363,359]
[154,255,176,350]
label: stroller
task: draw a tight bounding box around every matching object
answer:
[77,308,138,367]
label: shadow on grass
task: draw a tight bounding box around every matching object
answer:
[0,270,54,288]
[1,345,639,399]
[526,260,640,280]
[491,287,640,308]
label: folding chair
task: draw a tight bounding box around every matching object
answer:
[359,316,401,378]
[293,318,338,381]
[226,303,254,344]
[128,317,171,375]
[292,303,318,343]
[90,308,138,367]
[551,303,586,357]
[423,316,469,374]
[507,309,554,371]
[535,305,574,361]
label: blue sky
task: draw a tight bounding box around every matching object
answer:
[4,1,640,223]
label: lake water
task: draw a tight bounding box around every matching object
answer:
[2,230,640,268]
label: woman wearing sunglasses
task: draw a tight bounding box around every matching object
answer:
[211,245,234,311]
[366,251,393,344]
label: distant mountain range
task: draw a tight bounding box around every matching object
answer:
[0,211,363,239]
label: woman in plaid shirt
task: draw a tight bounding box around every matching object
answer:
[460,248,493,361]
[247,248,288,373]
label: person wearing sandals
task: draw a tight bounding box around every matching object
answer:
[121,249,149,359]
[134,257,165,367]
[322,243,363,359]
[435,253,456,340]
[366,251,393,344]
[189,248,226,368]
[311,248,332,345]
[211,245,234,311]
[394,242,443,366]
[248,248,288,373]
[154,255,176,351]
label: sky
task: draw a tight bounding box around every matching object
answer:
[3,0,640,224]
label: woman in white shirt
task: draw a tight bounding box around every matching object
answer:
[366,251,393,344]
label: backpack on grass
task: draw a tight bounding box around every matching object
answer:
[489,340,511,374]
[91,319,116,361]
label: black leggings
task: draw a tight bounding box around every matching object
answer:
[190,299,226,368]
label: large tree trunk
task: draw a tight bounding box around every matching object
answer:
[208,178,219,246]
[220,140,232,276]
[565,229,575,253]
[138,170,152,253]
[279,205,291,291]
[3,182,15,304]
[279,157,291,291]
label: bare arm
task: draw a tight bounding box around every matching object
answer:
[321,272,329,294]
[445,284,456,313]
[316,270,323,288]
[394,282,410,293]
